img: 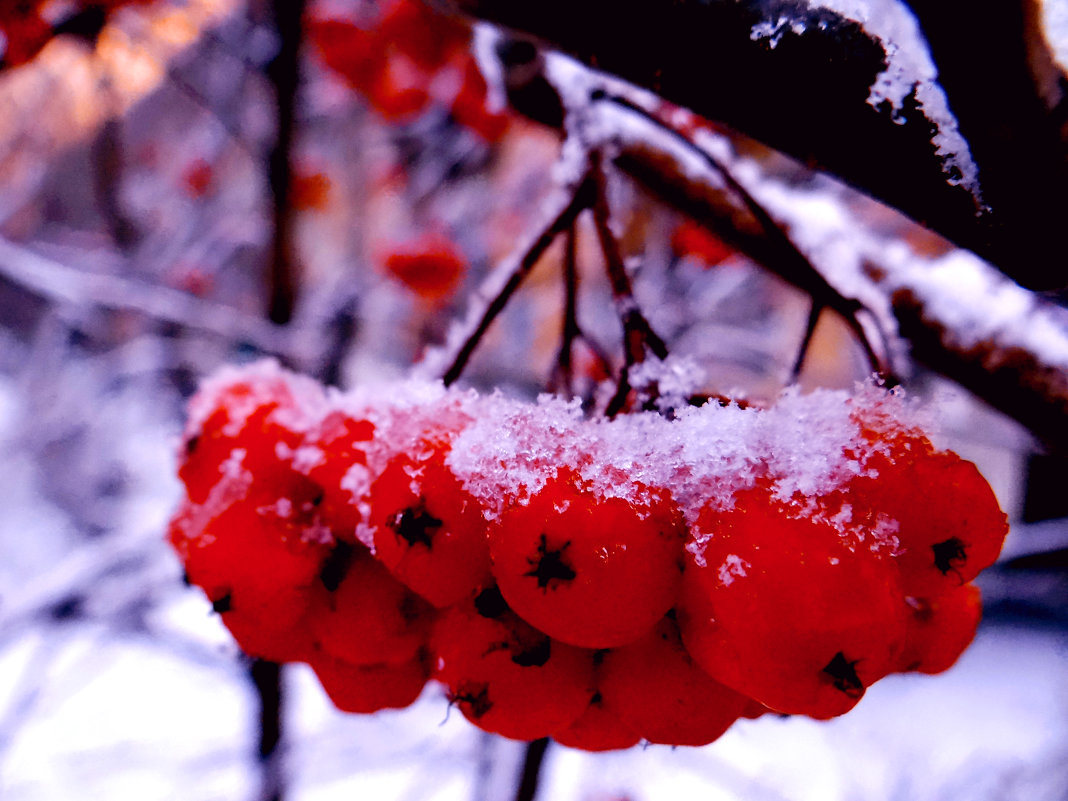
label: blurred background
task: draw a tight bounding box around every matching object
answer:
[0,1,1066,800]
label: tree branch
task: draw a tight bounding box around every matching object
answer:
[487,47,1068,450]
[442,0,1068,292]
[0,236,295,358]
[418,163,594,385]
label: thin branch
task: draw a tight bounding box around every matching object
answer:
[421,170,595,386]
[792,301,823,381]
[0,236,294,358]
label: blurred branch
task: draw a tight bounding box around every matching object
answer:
[0,236,295,358]
[513,738,549,801]
[0,529,158,643]
[264,0,308,325]
[250,659,285,801]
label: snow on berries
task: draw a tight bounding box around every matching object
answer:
[167,360,1009,748]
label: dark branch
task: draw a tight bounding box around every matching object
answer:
[265,0,308,325]
[443,0,1068,292]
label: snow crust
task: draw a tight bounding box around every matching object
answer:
[754,0,982,199]
[196,362,933,548]
[739,169,1068,375]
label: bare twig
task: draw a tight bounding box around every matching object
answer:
[792,301,824,381]
[0,236,294,358]
[250,659,285,801]
[422,170,595,386]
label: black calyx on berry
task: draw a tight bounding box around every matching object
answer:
[474,585,509,618]
[319,541,357,592]
[391,502,443,548]
[511,636,552,668]
[823,651,864,698]
[524,533,576,590]
[932,537,967,577]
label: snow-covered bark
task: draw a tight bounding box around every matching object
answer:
[442,0,1068,292]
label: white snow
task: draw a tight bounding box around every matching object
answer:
[802,0,982,199]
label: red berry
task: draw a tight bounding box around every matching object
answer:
[489,472,685,648]
[178,364,323,506]
[432,591,595,741]
[182,158,214,198]
[306,544,434,667]
[671,220,735,267]
[598,615,749,746]
[896,584,983,674]
[845,446,1008,598]
[367,53,431,120]
[449,57,510,143]
[551,694,641,752]
[304,411,376,540]
[307,18,382,92]
[375,0,468,72]
[292,170,332,211]
[170,494,329,662]
[309,651,430,714]
[382,232,467,303]
[678,488,907,719]
[370,453,492,607]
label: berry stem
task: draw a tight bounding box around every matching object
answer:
[433,174,595,386]
[588,154,669,416]
[551,223,581,395]
[599,91,893,380]
[791,300,824,381]
[549,221,612,398]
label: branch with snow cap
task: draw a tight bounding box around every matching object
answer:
[443,0,1068,291]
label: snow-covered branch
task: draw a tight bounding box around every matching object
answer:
[489,46,1068,450]
[443,0,1068,292]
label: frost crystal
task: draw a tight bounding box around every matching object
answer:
[717,554,751,586]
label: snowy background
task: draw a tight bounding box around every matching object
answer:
[1,1,1067,800]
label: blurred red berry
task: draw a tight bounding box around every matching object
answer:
[381,232,467,303]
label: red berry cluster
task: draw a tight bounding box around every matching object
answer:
[168,362,1007,748]
[307,0,510,141]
